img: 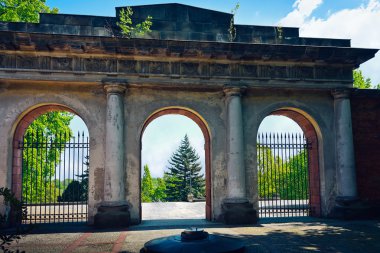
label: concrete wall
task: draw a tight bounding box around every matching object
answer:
[351,90,380,217]
[0,82,348,223]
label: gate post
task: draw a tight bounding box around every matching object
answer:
[222,87,256,224]
[332,89,364,218]
[94,81,130,228]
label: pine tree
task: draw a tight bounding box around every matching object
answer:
[141,164,154,202]
[164,135,205,201]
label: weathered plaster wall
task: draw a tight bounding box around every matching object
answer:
[0,83,106,224]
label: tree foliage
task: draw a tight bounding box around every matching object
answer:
[22,112,74,203]
[281,150,309,199]
[0,0,58,23]
[353,70,380,89]
[57,155,89,202]
[117,6,152,38]
[141,164,154,202]
[257,143,309,200]
[152,177,166,202]
[164,135,205,201]
[257,144,282,198]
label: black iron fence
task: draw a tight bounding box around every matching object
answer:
[19,131,89,224]
[257,133,311,218]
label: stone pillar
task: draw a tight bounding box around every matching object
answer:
[222,87,256,224]
[332,89,365,218]
[94,81,130,228]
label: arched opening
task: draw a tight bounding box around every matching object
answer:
[12,105,90,224]
[257,108,321,218]
[141,107,211,221]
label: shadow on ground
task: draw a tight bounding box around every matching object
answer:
[213,219,380,253]
[5,218,380,253]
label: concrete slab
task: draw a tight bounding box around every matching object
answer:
[142,202,206,220]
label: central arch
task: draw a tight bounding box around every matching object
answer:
[141,107,212,221]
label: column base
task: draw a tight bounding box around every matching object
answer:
[94,202,130,229]
[331,196,370,220]
[222,199,257,225]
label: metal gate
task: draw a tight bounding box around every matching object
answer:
[257,133,311,218]
[19,131,89,224]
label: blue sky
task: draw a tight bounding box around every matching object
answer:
[46,1,369,26]
[62,0,380,177]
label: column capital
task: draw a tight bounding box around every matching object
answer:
[332,89,351,100]
[103,83,127,95]
[223,86,246,97]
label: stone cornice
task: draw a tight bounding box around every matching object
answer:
[0,31,377,66]
[0,54,357,83]
[0,31,377,88]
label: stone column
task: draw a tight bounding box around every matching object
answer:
[222,87,256,224]
[94,81,130,228]
[104,83,126,202]
[333,89,357,199]
[332,89,362,218]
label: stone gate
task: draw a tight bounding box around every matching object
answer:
[0,4,378,226]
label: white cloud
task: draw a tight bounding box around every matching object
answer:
[279,0,323,27]
[280,0,380,85]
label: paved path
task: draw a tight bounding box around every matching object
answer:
[5,218,380,253]
[142,202,205,220]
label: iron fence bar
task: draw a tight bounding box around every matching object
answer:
[68,132,72,223]
[265,133,270,217]
[305,137,311,216]
[295,134,299,216]
[58,131,62,223]
[53,133,57,223]
[284,133,290,217]
[44,133,48,223]
[275,133,281,216]
[63,131,67,223]
[34,131,38,223]
[20,131,89,224]
[257,132,311,218]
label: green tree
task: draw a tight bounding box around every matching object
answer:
[164,135,205,201]
[152,177,166,202]
[141,164,154,202]
[117,6,152,38]
[58,155,89,202]
[257,144,283,199]
[354,70,372,89]
[22,112,74,203]
[353,69,380,89]
[282,149,309,200]
[0,0,58,23]
[257,138,309,200]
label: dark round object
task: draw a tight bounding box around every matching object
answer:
[140,228,245,253]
